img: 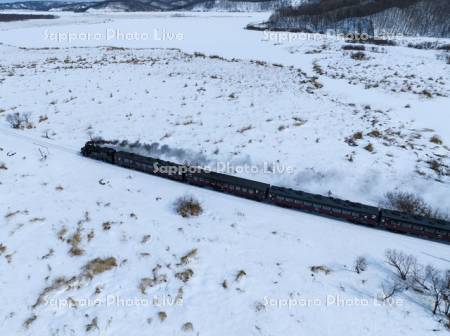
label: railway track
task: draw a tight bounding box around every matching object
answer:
[81,140,450,244]
[1,127,448,244]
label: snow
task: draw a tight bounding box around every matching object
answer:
[0,10,449,336]
[1,127,449,335]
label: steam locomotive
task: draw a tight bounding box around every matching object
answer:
[81,141,450,243]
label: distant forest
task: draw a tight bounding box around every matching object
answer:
[268,0,450,38]
[278,0,423,18]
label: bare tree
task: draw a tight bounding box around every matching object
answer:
[354,256,368,274]
[443,271,450,317]
[425,265,445,315]
[410,263,430,293]
[385,249,417,280]
[380,280,402,301]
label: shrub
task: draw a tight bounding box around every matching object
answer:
[367,130,382,138]
[382,191,448,219]
[175,196,203,218]
[354,256,368,274]
[353,131,363,140]
[181,322,194,332]
[364,143,374,152]
[430,135,443,145]
[6,112,33,129]
[351,51,368,61]
[175,269,194,283]
[427,159,445,176]
[158,311,167,321]
[382,192,427,216]
[342,44,365,51]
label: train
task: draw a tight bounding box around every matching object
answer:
[81,140,450,244]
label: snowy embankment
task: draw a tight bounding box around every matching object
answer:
[0,12,449,335]
[1,126,449,335]
[0,34,449,212]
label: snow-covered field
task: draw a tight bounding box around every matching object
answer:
[0,11,449,335]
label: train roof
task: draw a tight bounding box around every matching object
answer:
[116,149,270,190]
[116,150,184,167]
[270,185,379,214]
[381,208,450,231]
[191,169,270,190]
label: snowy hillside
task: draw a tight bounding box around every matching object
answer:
[0,11,449,336]
[0,0,307,12]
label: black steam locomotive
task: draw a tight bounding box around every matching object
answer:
[81,141,450,244]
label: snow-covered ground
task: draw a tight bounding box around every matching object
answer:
[0,11,449,335]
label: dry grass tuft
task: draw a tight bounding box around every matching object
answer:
[310,265,332,275]
[139,265,168,294]
[175,269,194,283]
[430,135,443,145]
[181,322,194,332]
[237,125,253,134]
[23,314,37,329]
[83,257,117,279]
[427,159,445,176]
[139,275,168,294]
[32,276,77,309]
[367,130,382,138]
[158,311,167,322]
[180,249,198,265]
[351,52,368,61]
[364,143,374,152]
[86,317,98,332]
[68,226,84,257]
[175,196,203,218]
[353,131,363,140]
